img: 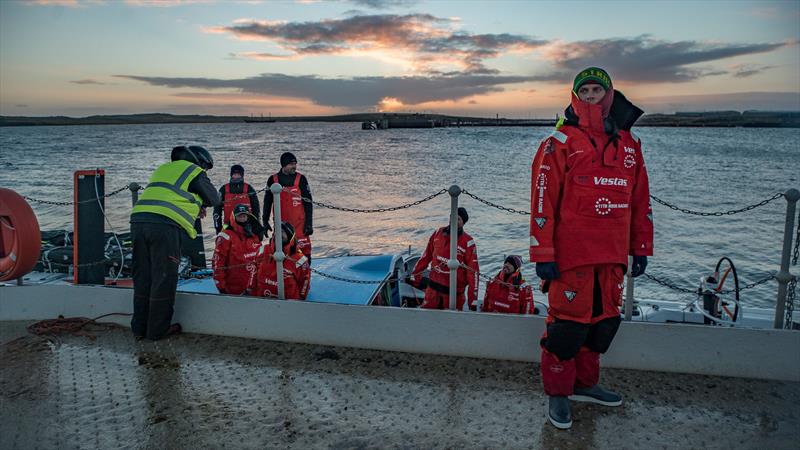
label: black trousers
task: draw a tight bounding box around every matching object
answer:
[131,222,182,340]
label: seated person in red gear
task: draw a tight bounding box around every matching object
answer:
[248,222,310,300]
[530,67,653,430]
[212,203,264,295]
[409,207,479,311]
[481,255,535,315]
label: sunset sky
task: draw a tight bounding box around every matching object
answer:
[1,0,798,118]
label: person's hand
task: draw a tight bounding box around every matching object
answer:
[303,224,314,236]
[468,304,477,312]
[631,256,648,278]
[264,222,272,232]
[198,207,207,219]
[535,262,560,280]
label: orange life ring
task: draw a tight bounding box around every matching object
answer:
[0,188,41,281]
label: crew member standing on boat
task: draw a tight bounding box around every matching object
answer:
[212,203,264,295]
[263,152,313,259]
[248,222,310,300]
[530,67,653,429]
[130,145,221,340]
[410,207,479,311]
[213,164,260,234]
[481,255,535,315]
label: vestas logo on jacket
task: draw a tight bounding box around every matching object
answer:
[593,177,628,187]
[594,197,629,215]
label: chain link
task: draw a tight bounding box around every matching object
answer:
[461,190,531,215]
[23,185,134,206]
[649,192,784,216]
[642,272,776,294]
[785,212,799,329]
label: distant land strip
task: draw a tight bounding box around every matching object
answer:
[1,111,798,128]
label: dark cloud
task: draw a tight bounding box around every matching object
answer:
[731,64,777,78]
[541,36,792,83]
[15,104,29,108]
[347,0,418,8]
[217,14,546,74]
[117,72,541,107]
[70,78,105,85]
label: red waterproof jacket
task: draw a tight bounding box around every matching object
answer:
[212,220,262,295]
[411,226,479,307]
[249,239,310,300]
[482,269,534,314]
[222,182,256,228]
[530,92,653,271]
[274,173,312,258]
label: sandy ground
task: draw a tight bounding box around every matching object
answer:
[1,320,798,450]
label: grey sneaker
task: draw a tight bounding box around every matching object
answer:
[570,385,623,406]
[548,396,572,429]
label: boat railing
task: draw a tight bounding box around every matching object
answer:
[15,176,800,330]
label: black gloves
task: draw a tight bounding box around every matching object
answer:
[631,256,648,278]
[264,222,272,232]
[304,224,314,236]
[536,262,560,280]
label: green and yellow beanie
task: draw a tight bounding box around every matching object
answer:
[572,67,612,92]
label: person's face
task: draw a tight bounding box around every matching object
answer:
[503,262,515,274]
[577,83,606,104]
[235,213,248,223]
[282,162,297,175]
[457,216,464,228]
[230,173,243,183]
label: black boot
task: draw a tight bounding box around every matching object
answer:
[548,396,572,429]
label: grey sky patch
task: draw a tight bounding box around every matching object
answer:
[542,36,791,83]
[731,64,777,78]
[218,14,546,74]
[348,0,418,8]
[15,104,29,108]
[117,72,541,107]
[70,78,105,85]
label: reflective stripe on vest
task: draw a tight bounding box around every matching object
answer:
[132,160,203,238]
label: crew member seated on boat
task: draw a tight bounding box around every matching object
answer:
[130,145,221,341]
[213,164,260,234]
[530,67,653,430]
[481,255,535,315]
[262,152,313,260]
[212,203,264,295]
[248,222,310,300]
[409,207,479,311]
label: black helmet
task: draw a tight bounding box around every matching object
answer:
[280,222,296,246]
[171,145,214,170]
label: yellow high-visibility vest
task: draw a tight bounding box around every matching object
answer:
[132,160,204,238]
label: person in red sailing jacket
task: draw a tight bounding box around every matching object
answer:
[262,153,313,260]
[530,67,653,429]
[248,222,310,300]
[410,207,479,311]
[481,255,535,315]
[213,164,260,234]
[212,203,264,295]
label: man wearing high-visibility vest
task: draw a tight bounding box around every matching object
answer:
[130,145,221,341]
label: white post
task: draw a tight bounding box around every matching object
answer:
[448,185,461,310]
[270,183,285,300]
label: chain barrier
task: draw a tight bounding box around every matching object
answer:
[461,189,531,215]
[285,188,448,213]
[22,185,133,206]
[649,192,784,216]
[785,212,799,329]
[642,272,776,295]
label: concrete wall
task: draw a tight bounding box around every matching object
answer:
[2,284,798,381]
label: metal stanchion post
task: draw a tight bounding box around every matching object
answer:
[448,185,461,310]
[128,182,140,206]
[774,188,799,328]
[271,183,285,300]
[624,255,635,320]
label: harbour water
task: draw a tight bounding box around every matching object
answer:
[1,122,798,308]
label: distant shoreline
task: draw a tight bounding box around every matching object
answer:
[1,111,798,128]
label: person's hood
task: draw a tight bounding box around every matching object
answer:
[227,212,264,239]
[562,89,643,135]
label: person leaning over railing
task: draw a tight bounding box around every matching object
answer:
[212,203,264,295]
[408,207,479,311]
[247,222,310,300]
[530,67,653,430]
[129,145,221,341]
[481,255,535,315]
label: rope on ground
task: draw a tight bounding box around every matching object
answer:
[26,313,131,340]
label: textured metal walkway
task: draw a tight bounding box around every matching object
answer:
[1,320,798,450]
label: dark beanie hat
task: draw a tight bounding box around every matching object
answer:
[230,164,244,176]
[280,152,297,167]
[573,67,612,92]
[233,203,250,216]
[457,207,469,224]
[505,255,523,271]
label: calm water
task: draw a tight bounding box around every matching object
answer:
[1,122,798,308]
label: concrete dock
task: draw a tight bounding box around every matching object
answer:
[1,320,798,449]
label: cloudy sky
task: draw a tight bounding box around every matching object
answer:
[1,0,798,117]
